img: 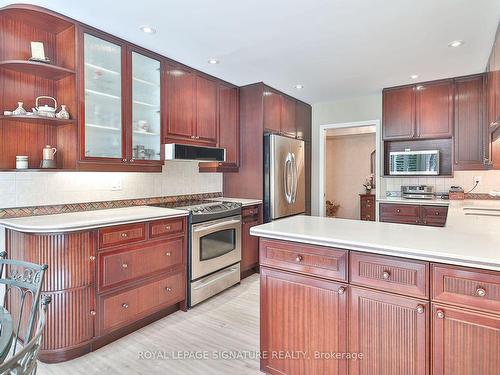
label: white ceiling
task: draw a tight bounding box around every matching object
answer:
[3,0,500,103]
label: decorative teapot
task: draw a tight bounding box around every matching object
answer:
[33,96,57,118]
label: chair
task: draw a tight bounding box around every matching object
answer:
[0,296,51,375]
[0,252,48,356]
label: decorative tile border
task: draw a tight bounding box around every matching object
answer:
[0,192,222,219]
[464,193,500,200]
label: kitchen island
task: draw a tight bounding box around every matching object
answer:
[0,206,189,363]
[251,200,500,375]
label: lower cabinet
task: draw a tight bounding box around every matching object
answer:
[380,203,448,227]
[241,204,262,276]
[432,304,500,375]
[349,287,428,375]
[260,267,348,375]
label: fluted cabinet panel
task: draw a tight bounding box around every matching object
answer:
[349,287,428,375]
[432,304,500,375]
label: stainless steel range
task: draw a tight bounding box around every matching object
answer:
[150,200,242,307]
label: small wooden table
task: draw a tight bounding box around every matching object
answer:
[0,307,13,362]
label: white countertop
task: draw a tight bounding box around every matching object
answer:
[0,206,189,233]
[208,197,262,207]
[378,197,450,206]
[251,200,500,272]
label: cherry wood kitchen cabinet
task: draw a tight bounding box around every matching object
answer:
[380,203,448,227]
[349,287,429,375]
[383,85,416,140]
[415,80,454,139]
[454,75,486,170]
[5,216,188,363]
[280,95,297,138]
[359,194,375,221]
[263,86,282,133]
[432,304,500,375]
[241,204,262,277]
[487,24,500,169]
[296,101,312,141]
[194,74,218,145]
[260,267,348,375]
[199,83,240,172]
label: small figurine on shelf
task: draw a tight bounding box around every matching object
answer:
[363,174,375,194]
[12,102,27,116]
[56,105,70,120]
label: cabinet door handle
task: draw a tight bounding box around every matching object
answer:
[476,287,486,297]
[89,256,96,261]
[435,211,440,216]
[164,225,171,231]
[396,209,401,213]
[165,251,171,257]
[122,263,128,269]
[122,303,129,309]
[121,232,128,238]
[295,255,303,262]
[130,159,135,163]
[90,310,96,316]
[436,310,445,319]
[122,158,127,163]
[338,286,346,295]
[165,287,172,292]
[382,271,391,280]
[416,305,425,314]
[191,135,196,139]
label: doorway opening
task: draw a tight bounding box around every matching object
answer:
[318,120,381,219]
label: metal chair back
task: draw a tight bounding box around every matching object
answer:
[0,252,48,355]
[0,296,51,375]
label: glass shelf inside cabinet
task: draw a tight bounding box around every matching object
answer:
[84,34,122,158]
[131,52,161,161]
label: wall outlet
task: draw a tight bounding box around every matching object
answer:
[110,176,122,191]
[473,176,482,185]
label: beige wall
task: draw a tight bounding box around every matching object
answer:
[312,93,382,215]
[325,133,376,220]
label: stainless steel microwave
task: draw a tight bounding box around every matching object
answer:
[389,150,440,175]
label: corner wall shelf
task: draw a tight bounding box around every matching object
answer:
[0,60,75,80]
[0,115,75,126]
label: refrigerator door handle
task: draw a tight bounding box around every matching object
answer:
[291,153,298,203]
[284,152,293,204]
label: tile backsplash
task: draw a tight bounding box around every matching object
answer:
[382,170,500,195]
[0,161,222,209]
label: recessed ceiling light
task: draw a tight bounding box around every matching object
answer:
[208,59,220,64]
[410,74,419,80]
[448,40,464,48]
[139,25,156,34]
[295,84,304,89]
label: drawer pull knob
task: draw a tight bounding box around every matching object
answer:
[122,263,128,269]
[166,251,172,257]
[165,225,171,230]
[436,310,445,319]
[476,288,486,297]
[382,271,391,279]
[338,286,346,295]
[396,209,401,213]
[295,255,303,262]
[121,232,128,238]
[416,305,425,314]
[165,287,172,292]
[122,303,129,309]
[89,256,96,261]
[435,212,440,216]
[90,310,96,316]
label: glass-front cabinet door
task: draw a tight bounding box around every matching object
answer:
[83,33,124,160]
[130,52,161,162]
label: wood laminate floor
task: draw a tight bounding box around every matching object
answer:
[39,274,261,375]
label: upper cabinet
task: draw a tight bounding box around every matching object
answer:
[80,30,162,171]
[280,95,296,138]
[296,101,312,141]
[383,86,415,140]
[487,23,500,169]
[263,86,282,133]
[383,80,453,141]
[195,74,218,145]
[415,80,453,139]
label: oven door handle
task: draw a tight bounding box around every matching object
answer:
[193,219,241,233]
[192,266,240,290]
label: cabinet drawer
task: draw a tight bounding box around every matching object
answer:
[260,239,347,281]
[432,264,500,314]
[99,238,184,291]
[380,203,420,224]
[421,205,448,227]
[99,271,184,333]
[149,218,185,239]
[350,252,429,298]
[98,223,146,249]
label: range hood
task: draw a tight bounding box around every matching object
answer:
[164,144,226,162]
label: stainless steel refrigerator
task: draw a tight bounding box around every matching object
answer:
[264,133,305,222]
